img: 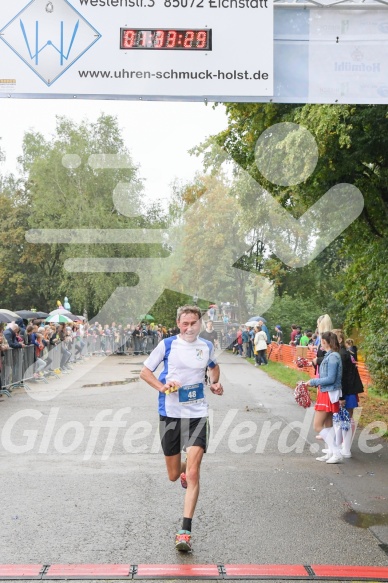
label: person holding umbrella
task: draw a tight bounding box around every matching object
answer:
[58,323,72,372]
[45,315,74,371]
[258,320,271,344]
[254,325,268,366]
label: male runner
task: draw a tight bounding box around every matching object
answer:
[140,305,223,552]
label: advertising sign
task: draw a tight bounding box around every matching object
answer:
[0,0,274,98]
[270,7,388,105]
[308,10,388,102]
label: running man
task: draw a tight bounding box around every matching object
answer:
[140,305,223,552]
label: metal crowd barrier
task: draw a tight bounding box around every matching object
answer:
[0,345,35,395]
[49,344,62,371]
[101,335,115,354]
[83,333,138,356]
[0,332,135,399]
[0,331,164,396]
[85,335,104,356]
[0,343,75,396]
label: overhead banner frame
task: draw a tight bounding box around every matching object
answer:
[0,0,388,102]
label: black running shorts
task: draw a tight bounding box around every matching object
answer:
[159,415,209,457]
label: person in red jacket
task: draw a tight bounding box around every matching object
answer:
[236,327,243,356]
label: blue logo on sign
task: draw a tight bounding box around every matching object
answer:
[0,0,101,87]
[20,19,80,66]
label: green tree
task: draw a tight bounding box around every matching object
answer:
[195,103,388,392]
[0,176,32,308]
[165,174,274,322]
[16,114,166,316]
[0,114,170,318]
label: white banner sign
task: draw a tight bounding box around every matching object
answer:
[308,10,388,103]
[0,0,274,97]
[271,8,388,105]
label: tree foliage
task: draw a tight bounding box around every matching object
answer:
[196,103,388,393]
[166,174,274,322]
[0,114,167,317]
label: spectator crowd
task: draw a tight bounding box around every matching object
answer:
[0,317,184,396]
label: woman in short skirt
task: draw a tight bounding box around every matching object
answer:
[306,332,343,464]
[333,329,364,458]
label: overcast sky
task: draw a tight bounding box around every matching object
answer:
[0,99,228,206]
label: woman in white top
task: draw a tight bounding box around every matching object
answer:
[254,325,268,366]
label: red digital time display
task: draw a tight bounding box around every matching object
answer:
[120,28,212,51]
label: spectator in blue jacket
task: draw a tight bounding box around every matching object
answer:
[242,327,249,357]
[247,326,255,358]
[4,323,25,349]
[258,320,271,344]
[15,318,28,345]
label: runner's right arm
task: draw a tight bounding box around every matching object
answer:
[140,365,180,393]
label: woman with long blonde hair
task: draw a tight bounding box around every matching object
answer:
[316,314,333,338]
[312,314,333,441]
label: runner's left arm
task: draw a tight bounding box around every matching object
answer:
[208,364,223,395]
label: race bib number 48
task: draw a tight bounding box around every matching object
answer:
[178,383,204,406]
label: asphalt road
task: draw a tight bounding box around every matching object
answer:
[0,351,387,581]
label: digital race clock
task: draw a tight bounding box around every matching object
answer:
[120,28,212,51]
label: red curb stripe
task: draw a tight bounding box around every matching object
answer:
[44,564,131,578]
[1,563,388,581]
[136,564,220,578]
[0,565,43,578]
[224,564,308,577]
[312,565,388,579]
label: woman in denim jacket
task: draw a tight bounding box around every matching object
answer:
[306,331,343,464]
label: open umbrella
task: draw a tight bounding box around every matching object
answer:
[49,308,72,316]
[34,311,50,319]
[248,316,267,323]
[0,309,20,319]
[62,314,77,321]
[244,321,259,327]
[65,314,87,322]
[45,314,73,324]
[0,313,15,324]
[140,314,154,322]
[16,310,48,320]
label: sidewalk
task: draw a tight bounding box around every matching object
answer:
[218,352,388,546]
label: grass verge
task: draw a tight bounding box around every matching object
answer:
[245,356,388,439]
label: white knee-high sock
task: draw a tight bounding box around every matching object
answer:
[334,423,343,447]
[342,428,353,455]
[320,427,341,456]
[320,427,332,455]
[342,418,355,456]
